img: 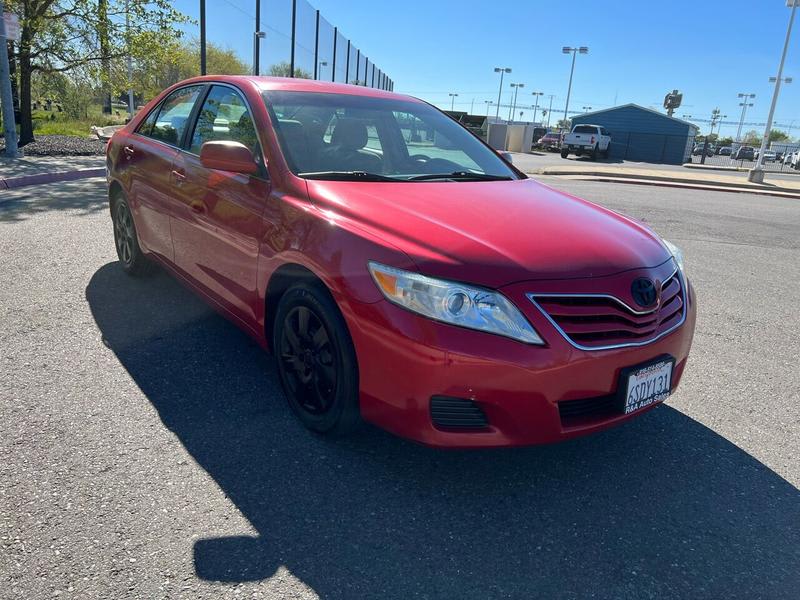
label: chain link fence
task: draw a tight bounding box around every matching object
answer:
[195,0,392,89]
[687,141,800,172]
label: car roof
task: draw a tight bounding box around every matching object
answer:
[176,75,420,103]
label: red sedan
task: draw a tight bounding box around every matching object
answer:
[106,76,696,448]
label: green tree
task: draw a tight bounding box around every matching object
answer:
[123,38,249,103]
[267,61,313,80]
[6,0,190,144]
[742,130,761,145]
[717,136,734,147]
[768,129,790,143]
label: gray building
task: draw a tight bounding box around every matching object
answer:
[570,104,698,165]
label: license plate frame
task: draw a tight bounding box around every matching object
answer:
[619,355,675,414]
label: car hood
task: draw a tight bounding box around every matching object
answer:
[307,177,671,288]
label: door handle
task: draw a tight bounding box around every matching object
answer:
[189,200,205,214]
[123,146,134,158]
[171,170,186,185]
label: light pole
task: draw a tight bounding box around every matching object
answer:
[582,106,592,112]
[736,92,756,141]
[562,46,588,124]
[0,0,18,157]
[546,94,555,127]
[252,31,266,76]
[484,100,492,117]
[449,92,459,111]
[509,83,524,122]
[714,111,727,137]
[750,0,797,183]
[493,67,512,122]
[531,91,543,124]
[318,60,328,79]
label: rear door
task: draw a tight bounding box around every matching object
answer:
[170,84,270,324]
[122,85,204,262]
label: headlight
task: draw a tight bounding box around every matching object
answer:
[662,239,685,275]
[368,262,544,344]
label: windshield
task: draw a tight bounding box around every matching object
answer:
[262,91,519,181]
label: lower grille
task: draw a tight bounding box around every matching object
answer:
[430,396,489,430]
[558,394,619,427]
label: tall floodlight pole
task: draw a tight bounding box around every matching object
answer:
[125,0,134,118]
[736,92,756,141]
[253,31,266,75]
[509,83,524,122]
[493,67,511,122]
[484,100,491,117]
[750,0,798,182]
[449,92,458,110]
[546,94,555,127]
[562,46,588,124]
[254,0,261,76]
[0,0,19,157]
[531,91,543,124]
[200,0,206,74]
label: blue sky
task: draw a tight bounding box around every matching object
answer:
[173,0,800,139]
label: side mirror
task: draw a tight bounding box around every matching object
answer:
[200,141,259,175]
[498,150,513,163]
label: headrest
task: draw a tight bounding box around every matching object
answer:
[331,118,368,151]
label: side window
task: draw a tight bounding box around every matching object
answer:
[147,86,203,147]
[364,124,382,152]
[136,107,159,137]
[189,85,260,156]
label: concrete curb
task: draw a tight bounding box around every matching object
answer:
[539,173,800,200]
[531,169,800,199]
[0,168,106,191]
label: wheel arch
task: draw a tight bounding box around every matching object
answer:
[264,262,334,350]
[108,179,124,213]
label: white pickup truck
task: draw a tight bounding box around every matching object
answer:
[560,124,611,160]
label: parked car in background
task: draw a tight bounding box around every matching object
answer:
[732,146,755,161]
[692,144,714,157]
[105,75,695,448]
[718,146,732,156]
[760,150,777,162]
[560,124,611,160]
[536,132,562,152]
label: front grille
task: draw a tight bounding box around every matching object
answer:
[558,394,619,427]
[530,271,685,350]
[430,396,489,430]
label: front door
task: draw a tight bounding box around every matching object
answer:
[125,85,204,262]
[170,85,270,325]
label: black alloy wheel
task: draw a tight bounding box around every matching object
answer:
[274,283,360,435]
[112,196,150,276]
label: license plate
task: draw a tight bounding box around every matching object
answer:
[623,359,674,414]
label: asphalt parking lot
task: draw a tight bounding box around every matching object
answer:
[1,177,799,599]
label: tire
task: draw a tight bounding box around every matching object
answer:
[111,194,152,276]
[590,144,598,161]
[602,146,610,159]
[274,282,361,436]
[560,148,569,159]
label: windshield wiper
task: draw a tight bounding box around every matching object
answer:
[407,171,513,182]
[299,170,400,181]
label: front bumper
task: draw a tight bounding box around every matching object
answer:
[340,272,696,449]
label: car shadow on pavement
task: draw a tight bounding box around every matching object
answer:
[86,262,800,599]
[0,178,107,223]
